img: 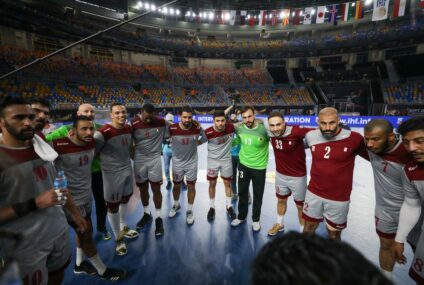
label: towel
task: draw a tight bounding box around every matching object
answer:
[33,134,58,162]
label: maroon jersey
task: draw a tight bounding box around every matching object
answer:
[270,125,314,177]
[305,128,368,201]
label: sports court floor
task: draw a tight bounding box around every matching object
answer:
[63,126,414,285]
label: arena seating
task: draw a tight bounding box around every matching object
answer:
[383,82,424,105]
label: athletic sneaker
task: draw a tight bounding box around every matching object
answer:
[186,210,194,225]
[122,226,139,239]
[97,230,112,241]
[231,219,245,227]
[166,181,172,191]
[100,268,127,281]
[226,207,236,220]
[168,204,181,218]
[136,213,153,230]
[155,217,164,236]
[74,260,97,275]
[267,223,284,236]
[248,192,252,205]
[115,238,127,256]
[252,221,261,232]
[207,207,215,221]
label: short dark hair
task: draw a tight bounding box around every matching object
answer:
[268,111,284,121]
[0,96,30,117]
[30,98,50,108]
[241,105,254,114]
[181,105,193,114]
[141,103,155,114]
[398,116,424,136]
[73,115,93,128]
[252,231,392,285]
[213,110,226,119]
[110,103,124,112]
[364,119,393,134]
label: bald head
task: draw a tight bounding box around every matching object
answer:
[319,107,338,117]
[364,119,393,134]
[77,104,95,120]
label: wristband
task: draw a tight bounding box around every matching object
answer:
[12,198,37,217]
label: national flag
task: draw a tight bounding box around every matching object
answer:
[316,6,326,23]
[259,10,267,26]
[393,0,406,17]
[240,10,247,25]
[303,7,313,24]
[248,15,255,26]
[229,10,236,25]
[281,9,290,26]
[372,0,389,21]
[341,3,354,21]
[355,1,364,19]
[328,4,338,25]
[293,9,301,25]
[270,10,278,26]
[421,0,424,8]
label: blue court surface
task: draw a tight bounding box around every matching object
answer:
[63,127,414,285]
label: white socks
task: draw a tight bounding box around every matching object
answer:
[187,204,193,211]
[226,196,232,208]
[277,215,284,226]
[155,208,162,218]
[107,212,120,239]
[144,205,150,215]
[89,254,107,276]
[119,204,128,231]
[210,199,215,208]
[381,269,393,280]
[76,248,84,266]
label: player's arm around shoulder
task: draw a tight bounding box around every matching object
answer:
[198,127,208,146]
[45,124,72,142]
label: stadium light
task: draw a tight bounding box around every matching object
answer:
[311,9,316,15]
[176,9,180,15]
[291,11,295,16]
[300,11,303,16]
[151,4,156,11]
[144,3,150,10]
[365,0,373,5]
[163,7,168,14]
[138,2,143,9]
[208,12,214,20]
[351,2,356,7]
[186,11,191,17]
[170,8,175,15]
[224,12,230,21]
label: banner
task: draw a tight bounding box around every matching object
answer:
[328,4,338,25]
[355,1,364,19]
[293,9,301,25]
[341,2,354,21]
[372,0,390,21]
[303,7,313,24]
[229,10,236,25]
[240,10,247,25]
[259,10,267,25]
[316,6,326,23]
[392,0,406,17]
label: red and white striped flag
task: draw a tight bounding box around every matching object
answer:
[393,0,406,17]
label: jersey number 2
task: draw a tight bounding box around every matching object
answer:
[324,146,331,159]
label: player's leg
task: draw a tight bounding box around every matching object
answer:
[232,163,251,226]
[119,170,138,239]
[207,159,219,221]
[251,167,266,232]
[302,190,324,234]
[323,198,350,241]
[169,162,184,218]
[163,152,172,190]
[291,175,307,231]
[91,171,110,240]
[268,172,290,236]
[375,215,398,279]
[221,159,235,220]
[231,155,239,201]
[148,156,164,236]
[185,164,198,225]
[135,161,152,230]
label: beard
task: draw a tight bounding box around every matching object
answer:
[34,119,45,131]
[3,121,34,141]
[320,128,338,139]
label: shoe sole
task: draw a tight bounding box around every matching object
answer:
[168,208,181,218]
[124,233,139,239]
[231,220,245,227]
[136,219,153,230]
[267,228,284,236]
[73,270,97,276]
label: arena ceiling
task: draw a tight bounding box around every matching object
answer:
[129,0,352,10]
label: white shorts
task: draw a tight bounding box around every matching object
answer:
[102,167,134,203]
[134,156,163,185]
[409,230,424,284]
[302,190,350,230]
[18,231,70,284]
[375,214,397,239]
[172,163,197,185]
[275,172,307,205]
[207,158,233,181]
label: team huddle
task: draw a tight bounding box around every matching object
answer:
[1,95,424,284]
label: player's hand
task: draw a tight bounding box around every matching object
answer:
[192,119,200,129]
[392,242,406,264]
[35,189,68,209]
